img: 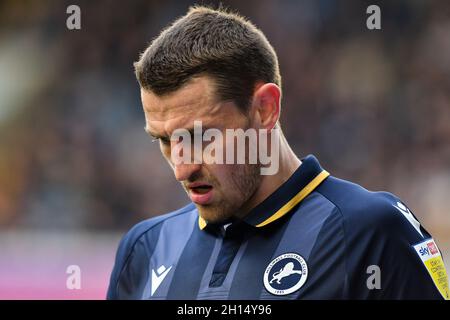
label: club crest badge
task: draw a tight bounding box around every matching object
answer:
[263,253,308,296]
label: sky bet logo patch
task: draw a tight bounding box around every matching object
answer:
[427,242,438,255]
[263,253,308,296]
[413,238,449,300]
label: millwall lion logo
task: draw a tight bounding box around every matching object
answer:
[264,253,308,296]
[269,262,304,284]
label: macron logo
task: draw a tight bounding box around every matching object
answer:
[151,265,172,296]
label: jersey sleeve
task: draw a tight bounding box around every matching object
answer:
[343,194,449,299]
[106,227,138,300]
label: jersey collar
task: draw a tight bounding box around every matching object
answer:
[198,154,329,230]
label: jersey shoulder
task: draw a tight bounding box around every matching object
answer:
[315,175,428,242]
[314,176,448,299]
[119,202,196,251]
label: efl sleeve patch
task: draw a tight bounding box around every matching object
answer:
[413,238,449,300]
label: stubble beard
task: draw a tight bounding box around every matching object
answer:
[195,163,262,225]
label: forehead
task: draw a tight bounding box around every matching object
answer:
[141,76,242,134]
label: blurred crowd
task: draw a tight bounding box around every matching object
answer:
[0,0,449,237]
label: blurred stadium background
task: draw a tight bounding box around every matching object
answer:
[0,0,449,299]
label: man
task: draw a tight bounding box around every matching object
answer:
[107,6,448,299]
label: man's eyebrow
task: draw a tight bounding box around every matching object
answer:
[184,126,213,136]
[144,125,214,139]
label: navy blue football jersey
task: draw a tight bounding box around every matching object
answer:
[107,155,449,299]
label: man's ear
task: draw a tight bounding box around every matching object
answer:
[251,83,281,130]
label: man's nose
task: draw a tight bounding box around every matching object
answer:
[173,163,202,182]
[169,138,202,181]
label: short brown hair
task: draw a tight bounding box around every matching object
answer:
[134,5,281,111]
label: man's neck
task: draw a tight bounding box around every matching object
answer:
[237,133,302,219]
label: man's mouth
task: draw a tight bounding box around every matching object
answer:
[187,182,214,205]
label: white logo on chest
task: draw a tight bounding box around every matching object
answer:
[151,265,172,296]
[264,253,308,296]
